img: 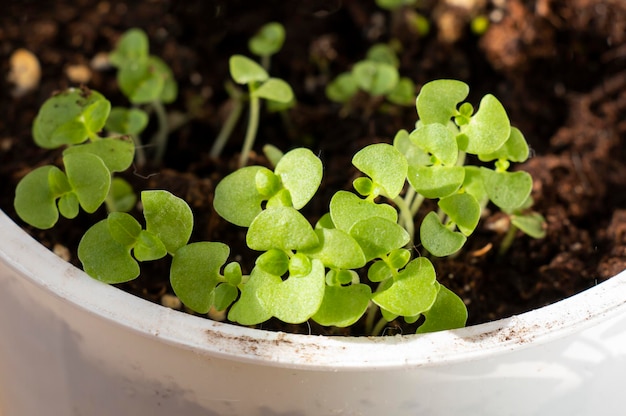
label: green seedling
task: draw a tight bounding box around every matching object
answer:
[108,28,178,164]
[210,22,294,167]
[326,43,415,114]
[14,88,135,229]
[17,79,544,337]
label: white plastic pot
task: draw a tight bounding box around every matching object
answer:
[1,209,626,416]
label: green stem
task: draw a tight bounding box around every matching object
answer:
[392,195,415,247]
[210,96,245,158]
[238,85,261,167]
[409,193,425,217]
[499,221,518,256]
[371,316,390,337]
[131,134,147,168]
[150,100,169,164]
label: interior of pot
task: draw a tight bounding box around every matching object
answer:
[2,208,626,370]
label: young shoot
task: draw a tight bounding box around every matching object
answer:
[108,28,178,164]
[210,22,294,167]
[14,88,135,229]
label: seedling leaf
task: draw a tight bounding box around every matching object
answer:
[258,259,326,324]
[407,165,464,198]
[109,28,149,67]
[350,217,410,261]
[416,283,468,333]
[78,219,139,284]
[352,143,408,198]
[409,123,458,166]
[247,206,318,251]
[214,166,267,227]
[228,266,280,325]
[248,22,286,57]
[170,242,230,314]
[14,166,60,229]
[416,79,469,125]
[480,168,533,211]
[329,191,398,233]
[352,61,399,96]
[420,211,467,256]
[106,107,149,135]
[107,211,141,247]
[275,148,323,209]
[301,228,367,269]
[511,213,546,239]
[63,152,111,213]
[372,257,438,317]
[33,88,111,148]
[326,72,358,103]
[478,126,529,162]
[142,190,193,254]
[459,94,510,154]
[63,136,135,173]
[438,193,481,236]
[230,54,269,84]
[253,78,294,103]
[312,284,372,327]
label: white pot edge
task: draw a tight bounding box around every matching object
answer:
[2,208,625,370]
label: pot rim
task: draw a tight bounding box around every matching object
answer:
[2,209,625,370]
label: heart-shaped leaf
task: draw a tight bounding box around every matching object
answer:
[275,148,323,209]
[14,166,61,229]
[438,193,481,236]
[352,61,399,96]
[247,206,319,251]
[248,22,286,57]
[511,213,546,239]
[416,79,469,125]
[170,242,230,314]
[301,228,366,269]
[107,211,141,247]
[325,72,358,103]
[329,191,397,233]
[480,168,533,211]
[258,259,326,324]
[407,165,464,198]
[64,152,111,213]
[409,123,458,166]
[254,78,294,103]
[352,143,408,198]
[312,284,372,327]
[459,94,510,154]
[350,217,410,261]
[372,257,438,317]
[109,28,149,67]
[229,54,269,84]
[420,211,467,257]
[142,190,193,254]
[478,126,529,162]
[416,283,468,333]
[63,136,135,173]
[78,220,140,284]
[228,266,280,325]
[214,166,268,227]
[33,88,111,148]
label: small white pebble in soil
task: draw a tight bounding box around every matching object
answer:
[53,244,71,262]
[90,52,112,71]
[161,294,182,310]
[8,48,41,97]
[65,64,92,84]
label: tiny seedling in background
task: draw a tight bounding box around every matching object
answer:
[108,28,178,164]
[209,22,294,167]
[326,43,415,115]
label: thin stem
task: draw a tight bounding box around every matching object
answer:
[364,302,378,335]
[150,100,169,164]
[210,96,245,158]
[392,194,415,247]
[409,193,425,217]
[131,134,147,168]
[371,316,390,337]
[238,86,261,167]
[499,221,518,256]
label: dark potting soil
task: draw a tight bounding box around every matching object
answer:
[1,0,625,336]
